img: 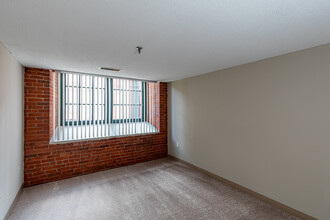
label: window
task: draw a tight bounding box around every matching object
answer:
[63,74,98,125]
[53,72,159,142]
[112,80,144,123]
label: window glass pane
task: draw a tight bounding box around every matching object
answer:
[64,74,106,124]
[112,79,142,121]
[80,75,86,87]
[66,86,71,103]
[66,104,72,121]
[66,87,78,104]
[66,74,72,86]
[66,104,79,121]
[80,105,91,121]
[80,88,91,104]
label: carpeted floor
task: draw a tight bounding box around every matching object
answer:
[8,158,299,220]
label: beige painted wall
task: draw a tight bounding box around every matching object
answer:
[168,43,330,220]
[0,42,24,219]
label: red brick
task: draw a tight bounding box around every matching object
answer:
[24,67,167,187]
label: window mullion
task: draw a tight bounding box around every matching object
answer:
[55,73,158,142]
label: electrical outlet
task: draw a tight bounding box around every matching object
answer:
[176,141,179,148]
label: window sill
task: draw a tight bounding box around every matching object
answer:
[50,122,159,144]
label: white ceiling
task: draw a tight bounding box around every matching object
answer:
[0,0,330,81]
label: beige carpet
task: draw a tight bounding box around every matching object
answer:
[8,158,299,220]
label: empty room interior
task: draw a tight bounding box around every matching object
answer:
[1,1,330,220]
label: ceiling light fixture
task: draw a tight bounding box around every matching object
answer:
[99,67,122,72]
[136,46,143,54]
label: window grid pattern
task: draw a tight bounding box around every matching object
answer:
[54,72,158,142]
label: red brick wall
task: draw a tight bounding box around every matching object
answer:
[49,70,57,140]
[147,83,160,130]
[24,68,167,187]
